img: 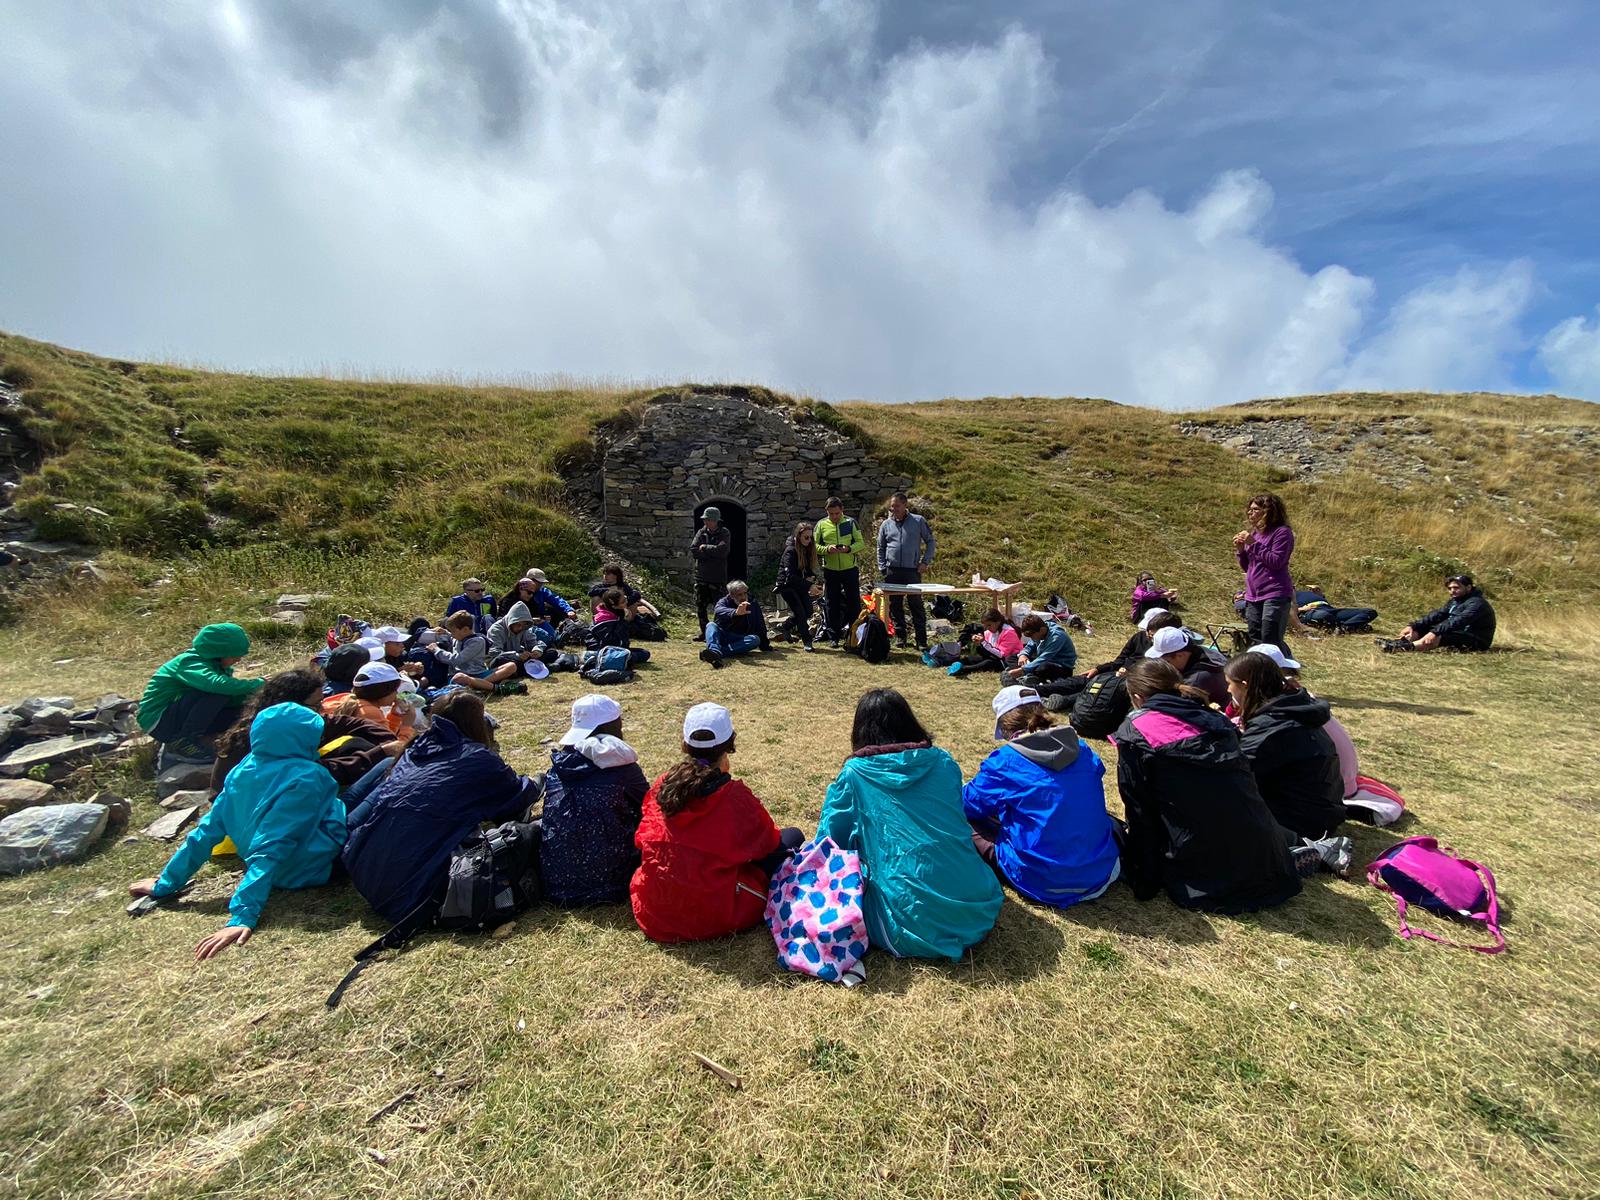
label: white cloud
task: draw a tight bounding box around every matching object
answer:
[0,0,1577,406]
[1538,307,1600,397]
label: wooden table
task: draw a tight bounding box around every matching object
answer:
[873,581,1027,618]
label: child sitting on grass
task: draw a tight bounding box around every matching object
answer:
[631,703,802,943]
[127,703,347,960]
[587,588,653,666]
[323,661,421,744]
[138,623,265,765]
[429,611,524,694]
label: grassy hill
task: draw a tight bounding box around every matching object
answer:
[1,332,1598,1199]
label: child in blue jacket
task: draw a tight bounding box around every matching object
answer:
[962,686,1120,907]
[127,703,346,960]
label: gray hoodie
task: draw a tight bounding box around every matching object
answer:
[431,632,488,675]
[489,601,547,658]
[1005,727,1081,772]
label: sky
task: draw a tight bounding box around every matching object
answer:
[1,0,1597,409]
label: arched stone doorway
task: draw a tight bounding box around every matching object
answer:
[695,497,747,582]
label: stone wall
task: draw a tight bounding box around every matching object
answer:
[596,391,910,586]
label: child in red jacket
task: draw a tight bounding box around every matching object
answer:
[631,703,802,943]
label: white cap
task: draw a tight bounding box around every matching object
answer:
[1145,626,1193,658]
[524,568,548,584]
[354,635,385,661]
[992,684,1043,738]
[524,659,550,680]
[353,661,402,687]
[1247,643,1302,672]
[557,695,621,747]
[682,702,735,753]
[1136,607,1170,631]
[371,625,406,645]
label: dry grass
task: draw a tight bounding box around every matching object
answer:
[2,618,1598,1199]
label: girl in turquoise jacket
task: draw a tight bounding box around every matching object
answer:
[129,703,346,960]
[818,689,1002,960]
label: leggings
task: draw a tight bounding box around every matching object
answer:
[777,583,815,645]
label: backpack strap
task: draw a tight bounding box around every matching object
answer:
[324,891,441,1009]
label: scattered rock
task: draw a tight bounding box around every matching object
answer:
[0,711,21,746]
[161,788,212,812]
[9,696,76,718]
[267,610,308,626]
[273,593,327,611]
[143,806,198,842]
[0,802,110,875]
[0,779,56,815]
[156,761,215,799]
[25,705,75,735]
[89,790,131,830]
[0,732,123,778]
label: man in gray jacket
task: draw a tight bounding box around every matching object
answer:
[688,507,731,641]
[876,491,935,650]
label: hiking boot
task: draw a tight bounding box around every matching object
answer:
[803,644,816,653]
[699,648,724,669]
[896,638,910,649]
[1042,693,1071,712]
[494,680,528,696]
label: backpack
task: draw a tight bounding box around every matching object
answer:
[765,837,869,985]
[846,605,891,664]
[930,595,966,623]
[580,646,634,683]
[327,819,543,1007]
[1069,672,1130,740]
[1366,836,1505,954]
[922,641,963,667]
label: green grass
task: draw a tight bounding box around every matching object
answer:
[0,335,1598,1198]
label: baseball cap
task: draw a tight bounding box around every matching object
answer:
[1246,643,1302,672]
[558,694,619,745]
[524,659,550,680]
[683,702,735,752]
[992,684,1042,738]
[524,568,548,584]
[1136,607,1170,631]
[353,661,402,687]
[371,625,406,645]
[1145,626,1193,658]
[353,635,385,661]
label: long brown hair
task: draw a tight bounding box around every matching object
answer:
[218,667,325,761]
[657,735,737,816]
[790,522,818,575]
[1122,659,1211,707]
[1247,493,1289,532]
[998,704,1053,739]
[1224,652,1286,726]
[432,690,495,747]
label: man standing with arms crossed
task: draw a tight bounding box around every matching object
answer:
[814,496,865,648]
[877,492,935,652]
[688,507,730,642]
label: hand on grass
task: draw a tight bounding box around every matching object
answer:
[194,925,250,961]
[127,877,158,898]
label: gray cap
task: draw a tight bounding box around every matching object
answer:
[701,506,722,522]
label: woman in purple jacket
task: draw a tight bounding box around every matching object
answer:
[1233,493,1295,656]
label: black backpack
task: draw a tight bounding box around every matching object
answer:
[327,819,542,1007]
[1070,672,1131,740]
[847,605,892,664]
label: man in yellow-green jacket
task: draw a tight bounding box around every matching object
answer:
[814,496,866,646]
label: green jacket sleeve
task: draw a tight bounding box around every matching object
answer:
[174,656,264,699]
[226,773,338,929]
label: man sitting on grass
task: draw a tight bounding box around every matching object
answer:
[1378,574,1496,653]
[700,580,772,669]
[138,623,265,766]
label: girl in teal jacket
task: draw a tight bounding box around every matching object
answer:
[818,689,1002,960]
[128,703,346,960]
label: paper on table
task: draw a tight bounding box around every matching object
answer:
[984,577,1011,590]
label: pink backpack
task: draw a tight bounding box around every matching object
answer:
[765,837,869,985]
[1367,836,1505,954]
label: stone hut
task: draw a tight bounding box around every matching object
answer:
[588,390,910,586]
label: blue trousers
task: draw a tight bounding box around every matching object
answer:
[708,628,761,658]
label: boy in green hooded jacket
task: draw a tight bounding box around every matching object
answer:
[138,623,265,761]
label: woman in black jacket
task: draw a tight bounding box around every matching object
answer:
[1225,653,1346,839]
[775,522,821,652]
[1114,659,1303,913]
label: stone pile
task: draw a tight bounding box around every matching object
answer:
[265,592,330,627]
[0,692,148,875]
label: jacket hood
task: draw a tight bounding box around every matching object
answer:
[249,702,326,759]
[843,743,948,789]
[1116,691,1245,768]
[1253,688,1330,730]
[409,715,468,762]
[1006,727,1081,771]
[500,601,535,627]
[553,734,638,774]
[193,622,250,660]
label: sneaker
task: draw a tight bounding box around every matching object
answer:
[920,651,937,667]
[158,736,216,767]
[896,639,910,649]
[1042,693,1071,712]
[946,662,965,677]
[1304,835,1355,878]
[699,648,724,669]
[494,680,528,696]
[758,642,775,652]
[803,644,816,653]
